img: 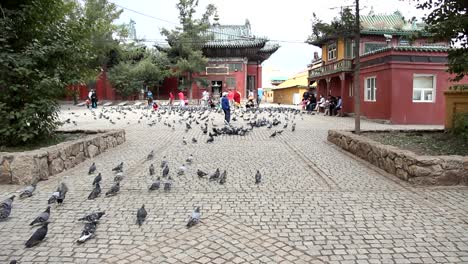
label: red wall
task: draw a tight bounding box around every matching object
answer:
[360,63,393,120]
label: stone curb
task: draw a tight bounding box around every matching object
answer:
[328,129,468,186]
[0,129,126,185]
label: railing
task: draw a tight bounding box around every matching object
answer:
[309,59,353,78]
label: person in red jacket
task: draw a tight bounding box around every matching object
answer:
[169,92,174,105]
[233,90,241,108]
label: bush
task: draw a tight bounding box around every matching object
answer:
[452,113,468,142]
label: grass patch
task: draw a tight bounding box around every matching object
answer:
[0,132,86,152]
[363,130,468,156]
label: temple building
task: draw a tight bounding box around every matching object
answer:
[160,15,280,101]
[307,10,468,125]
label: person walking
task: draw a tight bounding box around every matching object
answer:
[178,91,185,107]
[169,92,174,106]
[257,88,263,107]
[90,90,98,109]
[147,90,153,107]
[221,92,230,124]
[228,90,234,107]
[202,90,209,106]
[233,90,241,108]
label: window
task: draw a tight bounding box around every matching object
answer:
[327,43,337,60]
[399,38,410,46]
[413,75,435,102]
[349,81,354,97]
[364,77,377,102]
[345,40,356,58]
[228,63,242,72]
[364,43,387,54]
[226,77,236,88]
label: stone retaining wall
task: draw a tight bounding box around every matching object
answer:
[328,130,468,186]
[0,130,125,185]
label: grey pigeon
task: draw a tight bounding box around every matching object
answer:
[219,170,227,185]
[206,136,214,143]
[19,184,37,199]
[112,162,124,172]
[146,150,154,161]
[105,182,120,197]
[25,222,49,248]
[149,164,155,176]
[164,177,172,191]
[162,164,169,178]
[186,207,201,228]
[113,172,124,182]
[88,162,96,174]
[209,168,220,181]
[0,195,15,221]
[88,183,101,200]
[255,170,262,184]
[9,260,17,264]
[192,137,197,143]
[177,164,186,175]
[149,177,161,191]
[77,221,97,244]
[160,156,167,168]
[78,211,105,222]
[291,123,296,132]
[30,206,50,226]
[197,169,207,178]
[186,154,194,164]
[48,181,68,205]
[270,131,277,137]
[136,204,147,226]
[92,173,102,186]
[182,137,187,145]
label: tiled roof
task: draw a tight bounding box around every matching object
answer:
[360,11,428,36]
[205,23,269,49]
[362,45,449,56]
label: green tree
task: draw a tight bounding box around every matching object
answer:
[307,7,356,44]
[161,0,216,100]
[0,0,122,146]
[413,0,468,81]
[108,45,170,98]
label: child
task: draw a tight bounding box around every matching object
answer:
[85,98,91,109]
[152,102,159,111]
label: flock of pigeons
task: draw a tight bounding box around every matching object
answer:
[1,105,302,263]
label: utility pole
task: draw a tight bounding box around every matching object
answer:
[353,0,361,134]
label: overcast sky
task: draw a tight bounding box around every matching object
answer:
[110,0,426,83]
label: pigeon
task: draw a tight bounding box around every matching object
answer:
[182,137,187,145]
[78,211,105,222]
[77,221,97,244]
[162,164,170,177]
[197,169,207,178]
[177,164,187,175]
[48,181,68,205]
[291,123,296,132]
[88,162,96,174]
[25,222,49,248]
[0,195,15,221]
[30,206,50,226]
[209,168,220,181]
[9,260,17,264]
[136,204,147,226]
[219,170,227,185]
[270,131,277,138]
[149,177,161,190]
[186,154,194,164]
[160,156,167,168]
[19,184,37,199]
[112,162,124,172]
[255,170,262,184]
[146,150,154,161]
[149,164,155,176]
[186,207,201,228]
[206,136,214,143]
[88,182,101,200]
[113,172,124,182]
[192,137,198,143]
[105,182,120,197]
[92,173,102,186]
[164,177,172,191]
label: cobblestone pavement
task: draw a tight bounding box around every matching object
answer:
[1,104,467,264]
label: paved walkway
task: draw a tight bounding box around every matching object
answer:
[0,104,467,264]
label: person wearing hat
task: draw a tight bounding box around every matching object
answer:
[221,92,230,124]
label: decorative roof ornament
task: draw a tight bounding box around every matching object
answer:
[213,12,220,26]
[368,6,375,16]
[393,10,403,17]
[245,19,251,29]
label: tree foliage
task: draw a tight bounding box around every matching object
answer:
[0,0,122,146]
[414,0,468,81]
[108,45,171,98]
[308,7,356,44]
[160,0,217,99]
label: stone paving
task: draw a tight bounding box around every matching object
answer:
[0,104,467,264]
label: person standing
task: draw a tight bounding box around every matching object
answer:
[178,91,184,106]
[168,92,174,106]
[228,90,234,107]
[147,90,153,107]
[202,90,209,106]
[221,92,230,124]
[91,90,98,109]
[88,89,93,101]
[233,90,241,108]
[257,88,263,107]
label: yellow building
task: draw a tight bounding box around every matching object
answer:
[272,70,316,105]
